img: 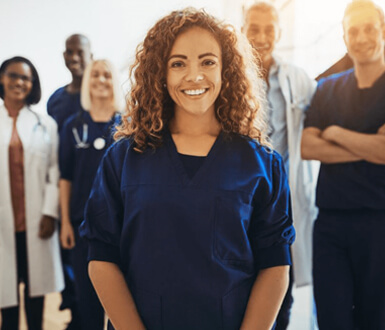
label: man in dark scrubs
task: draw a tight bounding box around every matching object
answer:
[47,34,92,330]
[47,34,92,132]
[301,1,385,329]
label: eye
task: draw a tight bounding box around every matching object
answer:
[364,26,375,34]
[202,59,216,66]
[170,61,185,68]
[348,28,358,37]
[265,27,275,35]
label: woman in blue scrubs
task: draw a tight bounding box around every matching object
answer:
[59,59,122,330]
[80,9,295,330]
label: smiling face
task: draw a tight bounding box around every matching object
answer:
[0,62,33,104]
[243,8,280,66]
[63,36,92,77]
[343,6,385,66]
[89,61,114,101]
[166,27,222,118]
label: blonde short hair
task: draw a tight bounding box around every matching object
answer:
[243,1,280,25]
[343,0,385,26]
[81,59,124,112]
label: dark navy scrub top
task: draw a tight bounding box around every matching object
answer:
[80,132,295,330]
[305,69,385,210]
[59,111,120,224]
[47,86,84,132]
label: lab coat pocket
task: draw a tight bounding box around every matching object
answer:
[131,286,163,330]
[214,198,254,264]
[222,277,254,330]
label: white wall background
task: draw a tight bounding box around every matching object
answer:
[0,0,224,113]
[1,0,385,114]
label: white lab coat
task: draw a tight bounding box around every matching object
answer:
[274,56,320,287]
[0,105,64,309]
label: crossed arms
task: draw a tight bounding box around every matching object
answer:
[301,124,385,164]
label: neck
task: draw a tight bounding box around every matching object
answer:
[169,109,221,137]
[89,98,115,122]
[66,75,83,94]
[4,98,25,118]
[354,59,385,88]
[260,56,274,83]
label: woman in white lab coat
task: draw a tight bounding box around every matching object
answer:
[0,56,64,330]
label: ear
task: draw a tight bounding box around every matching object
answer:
[276,26,282,43]
[343,32,348,48]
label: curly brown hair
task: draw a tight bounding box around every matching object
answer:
[115,7,269,152]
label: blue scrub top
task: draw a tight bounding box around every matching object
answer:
[47,86,84,132]
[59,111,120,223]
[305,69,385,210]
[80,132,295,329]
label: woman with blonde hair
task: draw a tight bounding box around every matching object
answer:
[59,59,122,330]
[81,9,294,330]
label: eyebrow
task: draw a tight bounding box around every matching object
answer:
[168,52,219,61]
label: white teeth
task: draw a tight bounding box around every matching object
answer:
[183,89,206,95]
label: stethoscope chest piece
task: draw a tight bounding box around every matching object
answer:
[93,137,106,150]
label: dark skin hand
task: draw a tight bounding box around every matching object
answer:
[38,215,56,239]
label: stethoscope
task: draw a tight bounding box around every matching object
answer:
[72,111,119,150]
[73,123,91,149]
[28,107,51,144]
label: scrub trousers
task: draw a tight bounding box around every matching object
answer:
[0,232,44,330]
[70,223,104,330]
[313,209,385,330]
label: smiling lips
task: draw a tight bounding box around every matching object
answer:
[182,88,208,96]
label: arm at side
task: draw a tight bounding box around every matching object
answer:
[240,265,289,330]
[301,127,362,163]
[59,179,75,249]
[88,260,145,330]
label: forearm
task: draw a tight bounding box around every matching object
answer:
[240,266,289,330]
[89,261,145,330]
[59,179,72,223]
[301,128,361,163]
[325,126,385,164]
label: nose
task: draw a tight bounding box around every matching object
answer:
[185,64,204,83]
[70,52,81,62]
[98,75,107,83]
[253,31,267,44]
[356,29,368,43]
[14,76,24,86]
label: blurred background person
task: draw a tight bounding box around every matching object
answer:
[0,56,64,330]
[47,33,93,330]
[302,1,385,328]
[59,59,122,330]
[48,34,93,132]
[242,2,319,329]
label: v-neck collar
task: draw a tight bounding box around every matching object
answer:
[165,130,223,187]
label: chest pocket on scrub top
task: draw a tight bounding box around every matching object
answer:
[213,197,254,263]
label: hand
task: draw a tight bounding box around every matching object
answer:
[60,221,75,249]
[39,215,56,239]
[321,125,341,142]
[377,123,385,135]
